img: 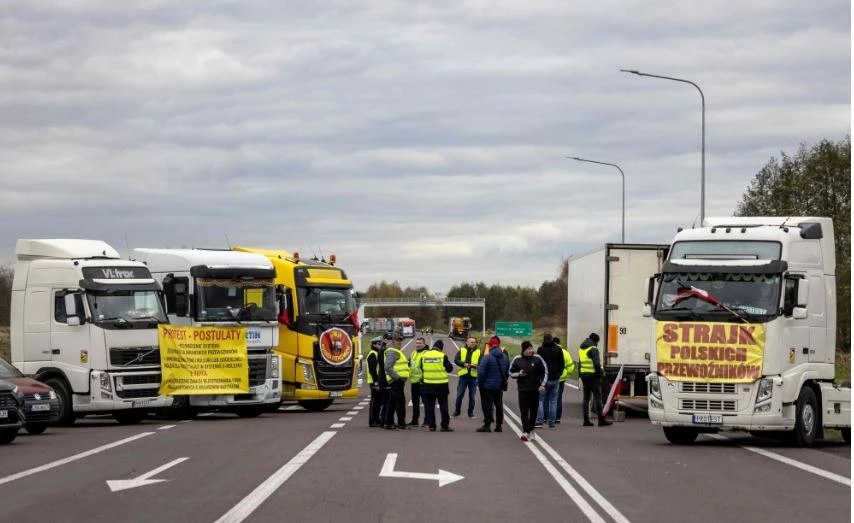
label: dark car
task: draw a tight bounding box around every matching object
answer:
[0,358,60,434]
[0,380,24,444]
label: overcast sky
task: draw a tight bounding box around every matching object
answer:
[1,1,849,293]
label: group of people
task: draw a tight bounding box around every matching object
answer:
[364,331,613,442]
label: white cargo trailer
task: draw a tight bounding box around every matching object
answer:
[567,243,669,410]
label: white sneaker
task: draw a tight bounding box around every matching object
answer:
[529,431,536,441]
[520,432,529,442]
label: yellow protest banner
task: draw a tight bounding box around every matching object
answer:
[656,321,765,383]
[158,325,249,395]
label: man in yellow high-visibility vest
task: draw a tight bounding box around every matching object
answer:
[419,340,455,432]
[579,333,612,427]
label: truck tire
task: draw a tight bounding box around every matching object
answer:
[663,426,698,445]
[264,402,283,414]
[113,410,147,425]
[236,406,265,418]
[0,429,17,444]
[44,377,75,426]
[25,423,48,435]
[298,399,334,412]
[842,428,851,444]
[786,386,818,447]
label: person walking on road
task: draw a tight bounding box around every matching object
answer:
[579,333,612,427]
[384,333,410,430]
[509,341,547,442]
[476,336,510,433]
[419,340,455,432]
[553,337,575,424]
[536,334,564,428]
[365,336,388,427]
[407,337,429,426]
[453,337,481,418]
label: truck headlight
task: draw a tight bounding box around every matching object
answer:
[271,357,280,379]
[648,374,662,400]
[298,359,315,384]
[754,378,773,412]
[99,373,113,393]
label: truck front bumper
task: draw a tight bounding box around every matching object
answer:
[188,380,282,407]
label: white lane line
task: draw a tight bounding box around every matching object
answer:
[502,415,606,523]
[352,406,364,410]
[0,432,155,486]
[708,434,851,486]
[330,423,345,428]
[284,405,301,411]
[346,411,359,415]
[157,425,177,431]
[215,431,337,523]
[505,408,630,523]
[339,417,353,421]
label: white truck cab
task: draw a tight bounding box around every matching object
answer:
[132,248,281,417]
[11,239,173,425]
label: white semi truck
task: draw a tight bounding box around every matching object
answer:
[645,217,850,446]
[11,239,173,425]
[567,243,670,410]
[133,249,282,417]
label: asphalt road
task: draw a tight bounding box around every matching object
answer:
[0,335,849,522]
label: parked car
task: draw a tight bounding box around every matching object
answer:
[0,358,60,434]
[0,380,24,444]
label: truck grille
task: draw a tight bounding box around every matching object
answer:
[679,399,737,411]
[248,357,267,387]
[110,347,160,366]
[316,361,354,391]
[680,382,737,394]
[115,374,162,399]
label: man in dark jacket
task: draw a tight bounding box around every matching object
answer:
[509,341,547,441]
[365,336,388,427]
[536,334,565,428]
[475,336,510,433]
[579,333,612,427]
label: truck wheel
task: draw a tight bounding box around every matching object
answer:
[0,429,17,444]
[44,377,75,426]
[25,423,47,435]
[842,428,851,444]
[786,387,819,447]
[236,406,265,418]
[663,426,699,445]
[264,402,283,414]
[113,410,147,425]
[298,399,334,412]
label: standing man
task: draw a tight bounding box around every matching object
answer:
[365,336,388,427]
[407,337,429,426]
[579,333,612,427]
[453,337,481,418]
[536,334,564,428]
[509,341,547,442]
[384,333,410,430]
[476,336,509,433]
[554,337,575,424]
[420,340,455,432]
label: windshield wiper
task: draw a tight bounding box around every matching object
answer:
[98,317,132,328]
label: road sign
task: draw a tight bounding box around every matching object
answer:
[494,321,533,337]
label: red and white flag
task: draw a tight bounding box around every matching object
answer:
[602,365,624,417]
[674,286,722,307]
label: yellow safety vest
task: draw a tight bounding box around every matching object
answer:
[560,348,576,380]
[366,349,378,384]
[385,347,410,381]
[409,350,426,384]
[421,349,449,384]
[457,347,481,378]
[578,346,596,375]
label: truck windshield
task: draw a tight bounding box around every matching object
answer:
[87,290,168,327]
[195,278,276,321]
[298,287,356,317]
[0,358,24,379]
[656,273,781,321]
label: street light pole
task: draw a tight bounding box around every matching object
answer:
[567,157,625,243]
[620,69,705,223]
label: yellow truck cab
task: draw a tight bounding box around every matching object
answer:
[233,248,360,411]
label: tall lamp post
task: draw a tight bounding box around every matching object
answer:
[620,69,706,223]
[567,157,625,243]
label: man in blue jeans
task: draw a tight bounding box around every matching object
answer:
[535,334,565,428]
[453,337,481,418]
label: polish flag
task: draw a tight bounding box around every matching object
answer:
[674,286,722,307]
[602,365,624,417]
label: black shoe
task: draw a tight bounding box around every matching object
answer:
[429,426,437,432]
[384,425,396,430]
[397,425,410,430]
[583,420,594,427]
[476,424,491,433]
[452,412,461,417]
[494,425,503,432]
[440,427,454,432]
[407,420,419,426]
[598,418,613,427]
[420,423,429,428]
[555,420,561,424]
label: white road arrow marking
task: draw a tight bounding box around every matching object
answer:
[106,457,189,492]
[379,453,464,487]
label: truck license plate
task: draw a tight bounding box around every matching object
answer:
[692,414,723,424]
[330,391,343,398]
[31,404,51,412]
[0,410,7,418]
[132,399,152,408]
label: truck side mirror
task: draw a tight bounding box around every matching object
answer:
[162,274,190,317]
[792,280,809,319]
[643,275,656,316]
[63,292,84,326]
[783,274,806,318]
[277,285,294,325]
[641,304,652,318]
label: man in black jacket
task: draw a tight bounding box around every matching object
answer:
[365,336,388,427]
[579,333,612,427]
[536,334,565,428]
[509,341,547,441]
